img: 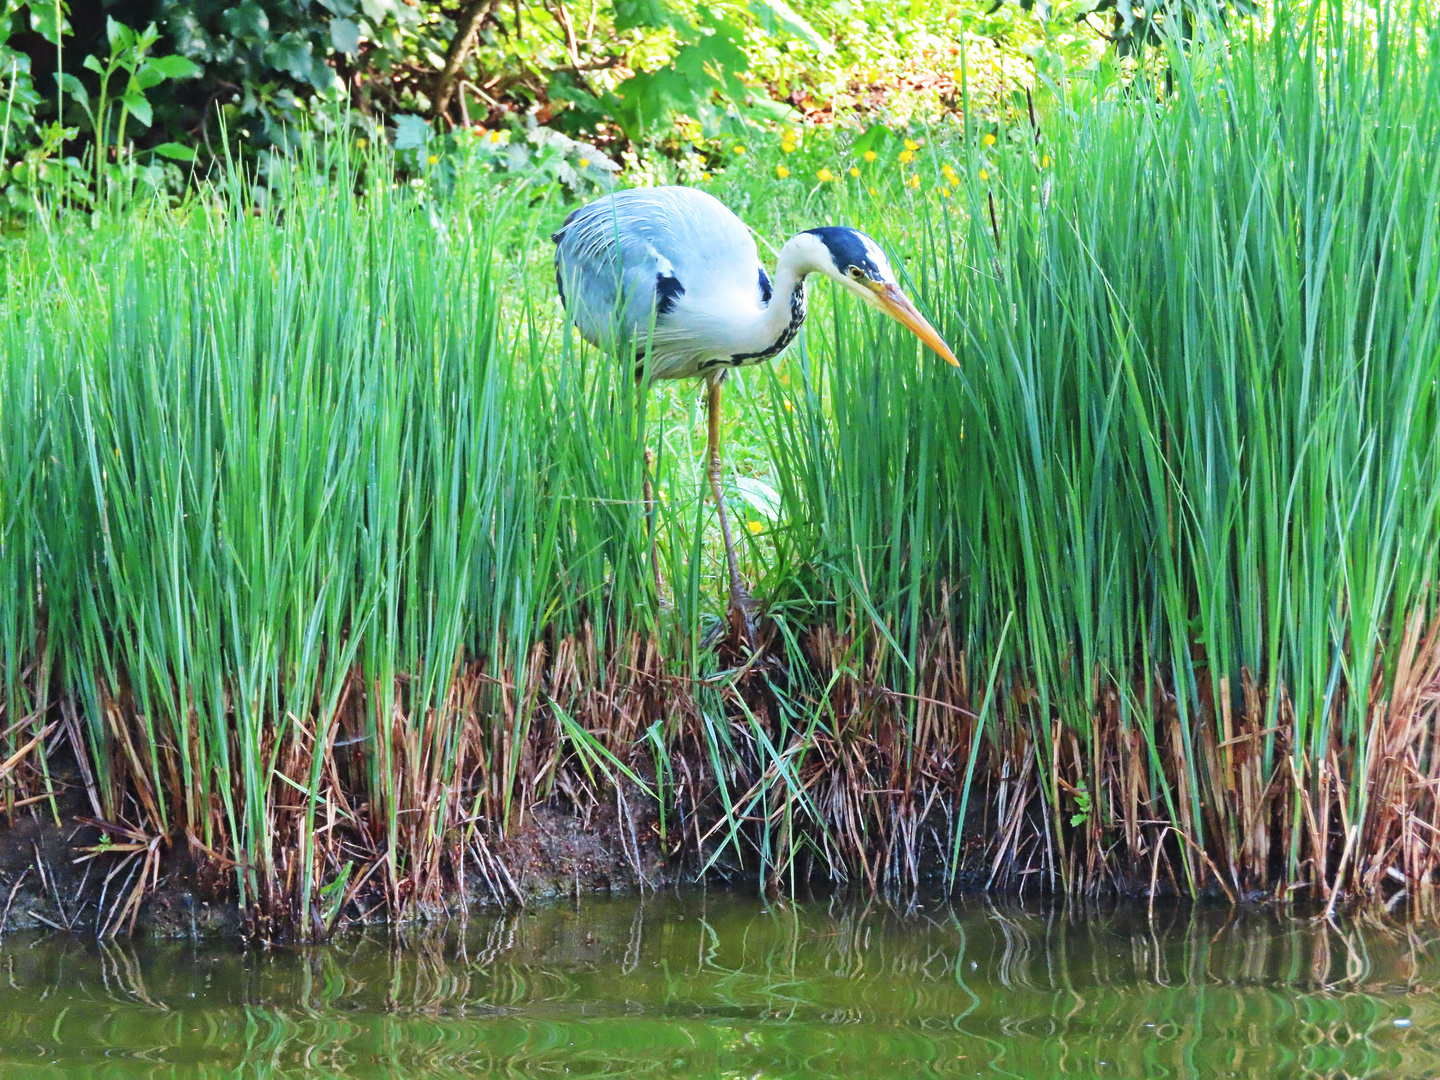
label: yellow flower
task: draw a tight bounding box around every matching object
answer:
[747,520,764,535]
[488,131,501,143]
[1041,154,1051,167]
[702,171,712,181]
[848,166,860,177]
[783,399,795,412]
[904,138,920,151]
[983,133,997,147]
[940,187,950,198]
[578,157,589,167]
[427,154,439,165]
[863,150,877,162]
[776,165,790,178]
[979,169,989,181]
[868,186,878,196]
[817,168,834,182]
[781,141,796,154]
[941,163,957,180]
[733,145,746,155]
[898,149,914,164]
[907,174,920,189]
[356,138,367,149]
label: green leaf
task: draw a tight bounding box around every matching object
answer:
[105,16,133,52]
[611,66,690,138]
[222,2,271,41]
[119,92,151,127]
[148,55,201,80]
[319,861,353,927]
[736,476,782,521]
[743,95,799,123]
[329,17,361,55]
[747,0,834,55]
[548,698,657,801]
[135,22,162,53]
[30,3,72,45]
[674,17,748,96]
[392,113,430,150]
[134,65,166,91]
[852,124,893,156]
[359,0,395,22]
[82,54,104,75]
[264,33,316,82]
[612,0,670,31]
[56,72,88,108]
[153,141,196,161]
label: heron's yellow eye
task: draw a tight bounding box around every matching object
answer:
[849,267,864,280]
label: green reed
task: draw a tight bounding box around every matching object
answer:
[747,0,1440,892]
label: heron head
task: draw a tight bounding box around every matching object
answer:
[803,226,958,366]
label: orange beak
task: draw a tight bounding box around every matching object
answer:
[874,284,959,366]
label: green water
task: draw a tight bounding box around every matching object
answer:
[0,893,1435,1078]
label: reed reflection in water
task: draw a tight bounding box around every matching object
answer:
[0,894,1435,1079]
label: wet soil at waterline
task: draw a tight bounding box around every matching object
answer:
[0,798,668,940]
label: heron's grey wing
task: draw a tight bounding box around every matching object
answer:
[551,200,657,352]
[551,187,759,355]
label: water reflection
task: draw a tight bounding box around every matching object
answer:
[0,894,1435,1078]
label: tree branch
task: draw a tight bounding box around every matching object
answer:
[433,0,500,122]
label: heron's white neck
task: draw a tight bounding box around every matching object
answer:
[735,233,834,359]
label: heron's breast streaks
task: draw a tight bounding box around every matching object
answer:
[713,280,807,369]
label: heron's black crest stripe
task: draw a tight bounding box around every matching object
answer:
[758,265,773,304]
[655,273,685,315]
[550,207,582,243]
[804,226,882,278]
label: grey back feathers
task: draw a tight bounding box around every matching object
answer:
[552,187,769,377]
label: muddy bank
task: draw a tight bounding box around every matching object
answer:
[0,796,668,940]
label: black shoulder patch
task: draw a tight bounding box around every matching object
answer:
[555,265,566,307]
[758,265,773,304]
[655,273,685,316]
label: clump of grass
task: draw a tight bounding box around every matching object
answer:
[1,0,1437,936]
[732,0,1440,900]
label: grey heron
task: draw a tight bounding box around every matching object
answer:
[552,185,957,629]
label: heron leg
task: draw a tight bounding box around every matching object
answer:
[706,376,751,625]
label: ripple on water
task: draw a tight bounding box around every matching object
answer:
[0,893,1434,1079]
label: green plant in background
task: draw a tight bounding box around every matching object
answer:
[0,3,43,153]
[156,0,418,143]
[390,112,620,200]
[571,2,799,141]
[57,18,198,208]
[3,116,84,211]
[0,0,1125,215]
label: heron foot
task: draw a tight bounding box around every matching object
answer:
[726,580,757,647]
